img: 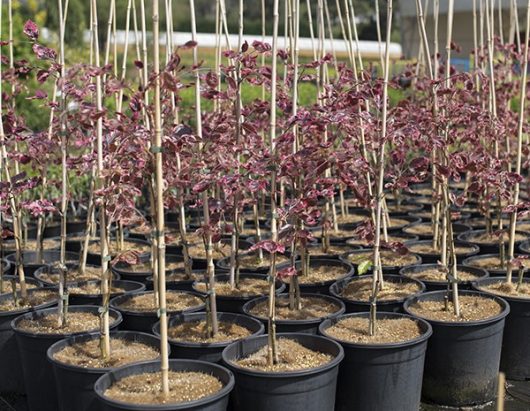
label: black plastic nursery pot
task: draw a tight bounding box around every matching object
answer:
[192,273,285,313]
[43,218,87,238]
[12,305,122,411]
[193,238,253,271]
[145,269,202,292]
[1,259,12,275]
[399,264,489,292]
[5,250,80,277]
[519,239,530,254]
[473,277,530,380]
[47,331,166,411]
[330,274,426,313]
[404,240,480,264]
[462,253,529,276]
[112,254,191,283]
[0,289,57,394]
[319,312,432,411]
[110,290,205,333]
[86,238,151,266]
[94,359,234,411]
[153,311,264,363]
[278,258,354,295]
[242,293,345,334]
[222,333,344,411]
[339,249,422,275]
[69,280,146,306]
[387,215,422,232]
[402,221,472,240]
[459,230,530,255]
[64,231,91,253]
[403,290,510,407]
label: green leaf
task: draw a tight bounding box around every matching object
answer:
[357,260,372,276]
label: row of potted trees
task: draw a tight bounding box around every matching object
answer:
[2,0,530,410]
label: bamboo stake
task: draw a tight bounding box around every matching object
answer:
[370,0,393,336]
[0,3,27,301]
[57,0,70,328]
[306,0,317,61]
[374,0,385,72]
[117,0,133,113]
[506,0,530,284]
[268,0,280,366]
[190,0,219,336]
[152,0,169,395]
[323,0,339,75]
[91,0,111,359]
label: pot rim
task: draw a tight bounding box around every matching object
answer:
[152,311,265,348]
[242,293,346,325]
[11,305,123,338]
[221,332,344,378]
[319,311,433,349]
[403,289,510,326]
[47,330,166,374]
[94,359,235,410]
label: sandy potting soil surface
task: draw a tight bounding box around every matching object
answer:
[235,253,289,269]
[408,243,475,255]
[313,228,358,240]
[404,267,481,282]
[37,266,102,284]
[68,282,127,296]
[87,241,151,256]
[325,317,423,344]
[407,295,503,322]
[116,260,185,273]
[464,232,527,244]
[188,243,232,260]
[282,264,350,285]
[116,291,203,313]
[334,214,367,224]
[340,277,421,302]
[308,244,352,256]
[346,234,411,247]
[249,295,341,320]
[0,289,57,312]
[103,370,223,405]
[53,336,160,368]
[195,277,269,297]
[235,338,332,372]
[168,319,253,343]
[466,256,530,271]
[403,223,434,236]
[16,311,103,334]
[0,280,38,295]
[345,250,418,267]
[2,239,60,252]
[476,281,530,299]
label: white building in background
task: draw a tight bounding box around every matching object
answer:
[400,0,526,61]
